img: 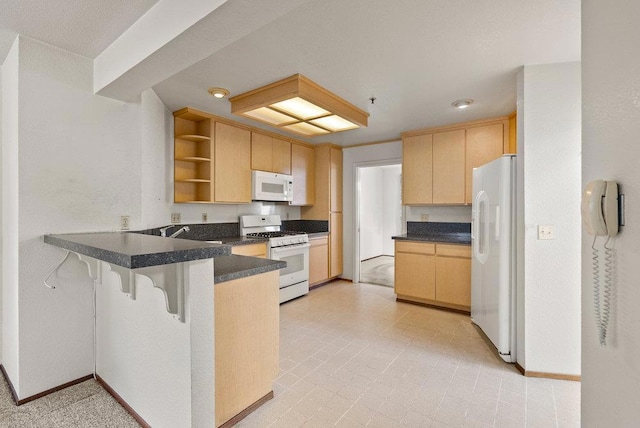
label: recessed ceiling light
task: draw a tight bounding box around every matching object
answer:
[452,99,474,109]
[208,87,230,99]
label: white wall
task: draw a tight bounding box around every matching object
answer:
[1,37,19,386]
[0,37,5,364]
[343,142,402,280]
[381,165,402,255]
[359,167,383,260]
[97,259,214,427]
[516,62,582,375]
[582,2,640,425]
[11,36,144,398]
[406,205,471,223]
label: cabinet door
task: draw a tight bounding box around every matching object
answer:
[215,122,251,203]
[403,134,433,204]
[251,132,273,172]
[465,123,505,203]
[330,147,343,212]
[309,237,329,285]
[435,256,471,308]
[291,143,315,206]
[329,212,343,277]
[272,138,291,175]
[395,249,436,300]
[433,129,465,204]
[231,243,267,258]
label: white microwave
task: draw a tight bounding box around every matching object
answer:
[252,170,293,202]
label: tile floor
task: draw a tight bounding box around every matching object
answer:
[360,256,395,288]
[238,281,580,428]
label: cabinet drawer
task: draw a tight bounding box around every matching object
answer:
[309,236,329,247]
[395,241,435,255]
[437,244,471,258]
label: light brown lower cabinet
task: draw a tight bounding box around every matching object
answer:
[231,242,267,258]
[215,270,279,427]
[394,241,471,312]
[309,236,329,286]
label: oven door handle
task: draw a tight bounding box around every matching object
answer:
[270,243,310,255]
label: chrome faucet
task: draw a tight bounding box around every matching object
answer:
[159,225,190,238]
[169,226,190,238]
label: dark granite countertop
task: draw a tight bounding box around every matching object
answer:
[194,236,269,246]
[214,255,286,284]
[392,233,471,245]
[393,221,472,245]
[44,232,231,269]
[308,232,329,238]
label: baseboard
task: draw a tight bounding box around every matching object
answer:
[396,297,470,315]
[219,391,274,428]
[515,362,581,382]
[0,364,93,406]
[310,277,347,290]
[96,375,151,428]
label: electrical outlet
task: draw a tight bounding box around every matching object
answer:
[420,214,429,222]
[202,213,208,223]
[171,213,181,224]
[538,225,555,240]
[120,215,130,230]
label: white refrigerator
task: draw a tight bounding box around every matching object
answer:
[471,155,516,363]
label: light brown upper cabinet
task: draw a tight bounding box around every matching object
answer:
[330,147,343,212]
[290,143,315,206]
[433,129,466,204]
[215,122,252,203]
[465,121,508,204]
[402,116,509,206]
[402,134,433,205]
[251,132,291,174]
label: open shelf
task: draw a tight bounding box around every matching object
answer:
[176,178,211,183]
[175,134,211,143]
[176,157,211,163]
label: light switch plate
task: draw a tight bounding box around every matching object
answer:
[538,225,555,240]
[171,213,181,224]
[202,213,208,223]
[420,214,429,222]
[120,215,130,230]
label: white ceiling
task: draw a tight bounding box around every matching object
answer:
[0,0,580,146]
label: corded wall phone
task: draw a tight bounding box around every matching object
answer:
[581,180,620,347]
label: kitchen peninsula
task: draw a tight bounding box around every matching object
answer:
[44,231,285,428]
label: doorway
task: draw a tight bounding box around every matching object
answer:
[356,163,403,287]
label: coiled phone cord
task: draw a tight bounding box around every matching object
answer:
[600,236,614,346]
[592,235,613,346]
[591,236,603,345]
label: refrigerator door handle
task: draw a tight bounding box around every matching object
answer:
[474,191,490,265]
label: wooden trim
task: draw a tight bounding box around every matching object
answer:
[401,115,511,137]
[396,297,470,314]
[174,107,315,148]
[228,74,369,127]
[314,142,343,150]
[309,277,343,289]
[0,365,94,406]
[343,138,401,148]
[219,391,274,428]
[514,363,581,382]
[96,375,151,428]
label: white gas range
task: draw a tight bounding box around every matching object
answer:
[240,215,310,304]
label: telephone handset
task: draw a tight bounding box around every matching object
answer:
[582,180,620,347]
[581,180,619,236]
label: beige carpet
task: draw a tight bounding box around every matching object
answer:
[359,255,394,287]
[0,376,139,427]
